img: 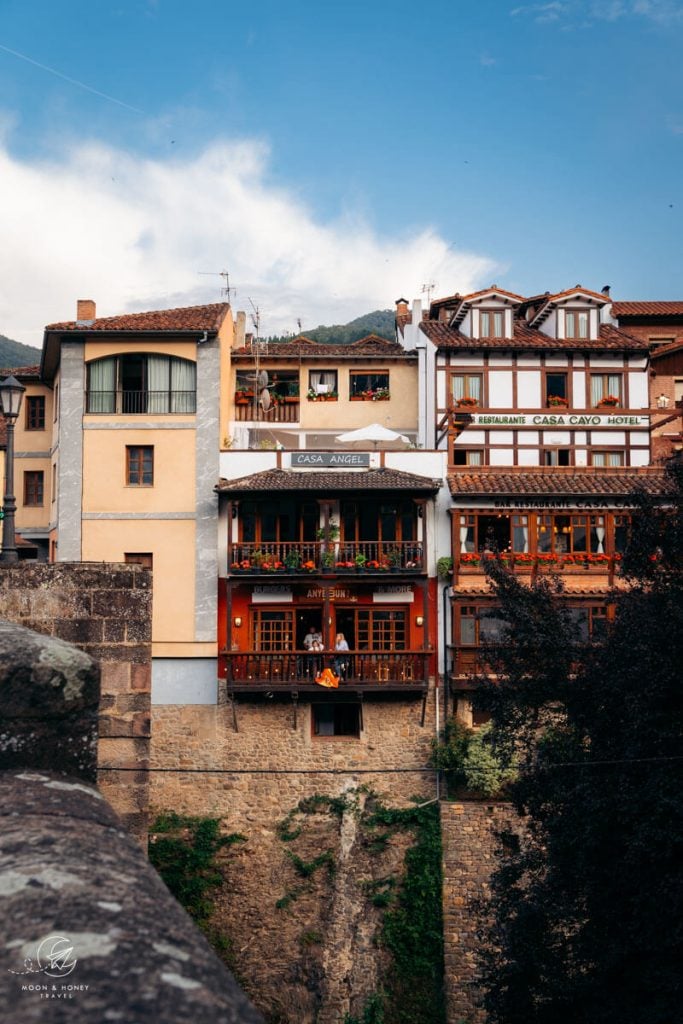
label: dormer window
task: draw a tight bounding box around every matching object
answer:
[564,310,589,340]
[479,310,505,338]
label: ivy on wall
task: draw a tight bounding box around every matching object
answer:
[276,790,446,1024]
[149,811,245,962]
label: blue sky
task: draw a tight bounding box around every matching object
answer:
[0,0,681,344]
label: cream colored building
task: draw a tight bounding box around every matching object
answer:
[40,299,234,701]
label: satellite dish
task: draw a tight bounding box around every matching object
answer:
[259,388,271,411]
[257,370,268,390]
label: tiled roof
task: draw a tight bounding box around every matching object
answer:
[650,338,683,361]
[545,286,610,304]
[612,301,683,318]
[217,468,442,494]
[0,365,41,378]
[458,286,525,304]
[420,320,647,352]
[45,303,230,334]
[447,467,669,498]
[231,333,412,360]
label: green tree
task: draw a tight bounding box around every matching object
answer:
[475,460,683,1024]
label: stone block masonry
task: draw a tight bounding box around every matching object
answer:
[441,801,521,1024]
[0,562,152,839]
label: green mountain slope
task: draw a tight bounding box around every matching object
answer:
[267,309,396,345]
[0,335,42,371]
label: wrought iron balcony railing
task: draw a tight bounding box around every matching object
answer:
[86,390,196,414]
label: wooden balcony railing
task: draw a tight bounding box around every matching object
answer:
[455,553,621,575]
[229,540,424,574]
[233,400,300,422]
[222,650,429,688]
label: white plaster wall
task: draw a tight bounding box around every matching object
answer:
[589,356,625,368]
[517,371,541,407]
[628,372,649,408]
[489,431,512,445]
[517,449,539,466]
[543,431,571,445]
[630,432,650,446]
[517,355,541,367]
[219,450,278,478]
[488,371,513,407]
[488,354,512,366]
[594,431,626,445]
[631,450,650,467]
[490,449,514,465]
[573,371,587,406]
[152,658,218,705]
[454,430,486,445]
[575,449,588,466]
[545,354,569,366]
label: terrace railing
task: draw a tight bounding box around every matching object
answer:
[86,390,196,414]
[229,540,424,574]
[223,650,428,687]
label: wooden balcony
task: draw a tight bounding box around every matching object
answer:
[228,540,425,575]
[233,398,300,422]
[221,650,429,694]
[455,553,620,578]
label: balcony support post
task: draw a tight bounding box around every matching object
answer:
[291,690,298,730]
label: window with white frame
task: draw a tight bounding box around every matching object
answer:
[308,370,338,395]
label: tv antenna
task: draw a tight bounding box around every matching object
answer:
[421,281,436,305]
[296,317,302,334]
[198,269,235,302]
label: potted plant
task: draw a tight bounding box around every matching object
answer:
[437,555,454,578]
[354,553,367,572]
[387,547,403,571]
[598,395,620,407]
[284,550,301,571]
[455,397,478,408]
[321,550,335,571]
[547,395,568,407]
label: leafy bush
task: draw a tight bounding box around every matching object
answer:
[431,720,516,798]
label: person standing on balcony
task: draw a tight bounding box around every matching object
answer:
[334,632,349,681]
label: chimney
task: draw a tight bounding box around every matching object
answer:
[601,285,611,296]
[76,299,96,324]
[395,297,409,319]
[233,310,246,350]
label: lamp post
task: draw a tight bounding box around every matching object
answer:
[0,375,26,564]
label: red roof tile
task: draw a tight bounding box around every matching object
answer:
[45,302,230,334]
[0,365,41,378]
[650,337,683,361]
[217,468,441,494]
[420,320,647,352]
[544,286,610,304]
[232,334,412,360]
[447,467,669,498]
[612,301,683,318]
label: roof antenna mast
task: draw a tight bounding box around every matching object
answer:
[197,269,236,302]
[421,282,436,306]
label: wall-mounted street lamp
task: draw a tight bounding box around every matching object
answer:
[0,375,26,564]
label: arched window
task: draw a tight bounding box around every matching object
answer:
[86,354,196,413]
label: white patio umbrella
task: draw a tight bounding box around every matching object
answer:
[335,423,411,449]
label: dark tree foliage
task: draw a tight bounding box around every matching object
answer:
[475,459,683,1024]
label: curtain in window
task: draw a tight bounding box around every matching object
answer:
[591,375,603,406]
[607,375,621,401]
[147,356,170,413]
[469,376,481,400]
[468,451,482,466]
[595,523,605,554]
[607,452,622,467]
[171,359,197,413]
[310,371,336,393]
[452,376,464,401]
[460,524,470,553]
[87,358,116,412]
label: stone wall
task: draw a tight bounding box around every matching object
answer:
[441,800,520,1024]
[0,562,151,837]
[149,690,440,1022]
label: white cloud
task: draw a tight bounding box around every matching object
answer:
[0,136,497,346]
[511,0,683,21]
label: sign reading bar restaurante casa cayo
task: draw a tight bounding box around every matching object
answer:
[469,413,650,429]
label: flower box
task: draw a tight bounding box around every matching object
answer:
[597,397,620,407]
